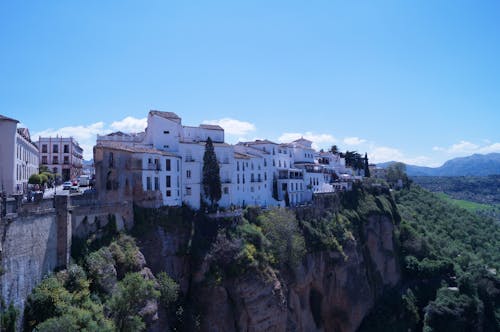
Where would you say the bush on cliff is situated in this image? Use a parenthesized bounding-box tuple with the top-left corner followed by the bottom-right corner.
(24, 268, 114, 331)
(107, 272, 159, 332)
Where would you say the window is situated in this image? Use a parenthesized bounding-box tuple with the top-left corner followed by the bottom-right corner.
(163, 130, 170, 134)
(63, 144, 69, 153)
(251, 173, 255, 182)
(237, 161, 240, 171)
(53, 156, 59, 164)
(237, 174, 240, 184)
(42, 156, 47, 164)
(186, 187, 192, 196)
(166, 190, 171, 197)
(146, 177, 152, 190)
(273, 159, 275, 166)
(166, 175, 171, 188)
(223, 187, 229, 195)
(109, 152, 114, 168)
(264, 159, 267, 167)
(154, 177, 159, 190)
(186, 170, 191, 178)
(53, 144, 58, 153)
(166, 159, 171, 171)
(63, 156, 69, 164)
(42, 144, 47, 153)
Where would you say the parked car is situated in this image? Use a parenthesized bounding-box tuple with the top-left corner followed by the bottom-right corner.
(63, 181, 72, 190)
(69, 185, 80, 194)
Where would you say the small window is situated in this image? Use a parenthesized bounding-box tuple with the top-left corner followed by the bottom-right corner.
(186, 170, 191, 178)
(42, 144, 47, 153)
(223, 187, 229, 195)
(163, 130, 170, 134)
(166, 190, 171, 197)
(166, 159, 171, 171)
(186, 187, 192, 196)
(146, 177, 152, 190)
(53, 144, 58, 153)
(154, 177, 159, 190)
(166, 175, 171, 188)
(63, 144, 69, 153)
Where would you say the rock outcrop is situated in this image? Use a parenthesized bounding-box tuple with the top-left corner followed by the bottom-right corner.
(137, 211, 400, 332)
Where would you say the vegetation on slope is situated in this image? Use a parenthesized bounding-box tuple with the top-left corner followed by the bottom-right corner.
(360, 185, 500, 332)
(24, 234, 179, 332)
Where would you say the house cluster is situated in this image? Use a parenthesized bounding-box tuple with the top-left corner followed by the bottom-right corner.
(0, 114, 84, 195)
(94, 110, 359, 209)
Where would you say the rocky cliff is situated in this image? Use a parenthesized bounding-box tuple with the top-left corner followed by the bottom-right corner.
(135, 188, 401, 332)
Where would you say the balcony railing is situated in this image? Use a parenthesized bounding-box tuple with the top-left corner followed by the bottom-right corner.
(185, 157, 195, 162)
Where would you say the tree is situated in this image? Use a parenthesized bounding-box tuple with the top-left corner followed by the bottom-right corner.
(107, 272, 159, 332)
(156, 272, 179, 307)
(329, 145, 339, 154)
(202, 137, 222, 208)
(386, 162, 409, 188)
(28, 173, 41, 185)
(258, 209, 306, 269)
(364, 153, 371, 177)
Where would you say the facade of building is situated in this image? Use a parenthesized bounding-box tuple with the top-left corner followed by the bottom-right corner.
(37, 137, 83, 181)
(94, 110, 354, 209)
(0, 115, 40, 195)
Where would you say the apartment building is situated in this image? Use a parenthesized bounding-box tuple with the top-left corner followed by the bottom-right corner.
(37, 137, 83, 181)
(94, 110, 352, 209)
(0, 114, 39, 195)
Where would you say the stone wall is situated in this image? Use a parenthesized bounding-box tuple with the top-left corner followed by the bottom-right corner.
(0, 211, 58, 319)
(0, 194, 134, 330)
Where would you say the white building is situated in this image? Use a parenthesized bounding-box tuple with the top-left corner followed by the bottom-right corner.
(37, 136, 83, 181)
(0, 115, 39, 195)
(95, 110, 352, 209)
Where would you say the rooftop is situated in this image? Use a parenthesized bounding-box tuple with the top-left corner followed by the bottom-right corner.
(149, 110, 181, 120)
(0, 114, 19, 123)
(199, 124, 224, 131)
(96, 142, 178, 157)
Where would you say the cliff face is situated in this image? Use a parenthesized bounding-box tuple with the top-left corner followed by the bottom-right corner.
(137, 209, 400, 332)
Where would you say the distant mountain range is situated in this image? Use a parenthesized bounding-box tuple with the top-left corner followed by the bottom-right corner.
(378, 153, 500, 176)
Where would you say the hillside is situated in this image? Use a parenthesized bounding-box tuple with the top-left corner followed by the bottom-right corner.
(379, 153, 500, 176)
(9, 183, 500, 331)
(360, 185, 500, 331)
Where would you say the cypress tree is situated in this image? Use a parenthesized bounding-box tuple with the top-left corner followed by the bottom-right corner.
(202, 137, 222, 208)
(364, 153, 371, 177)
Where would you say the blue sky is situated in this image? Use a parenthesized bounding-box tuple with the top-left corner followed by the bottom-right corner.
(1, 1, 499, 163)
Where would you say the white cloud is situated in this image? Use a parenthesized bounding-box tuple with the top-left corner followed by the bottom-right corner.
(278, 132, 337, 150)
(343, 136, 366, 146)
(447, 140, 479, 154)
(110, 116, 147, 133)
(32, 116, 148, 160)
(432, 140, 500, 157)
(202, 118, 256, 136)
(479, 142, 500, 154)
(369, 146, 404, 164)
(367, 145, 437, 167)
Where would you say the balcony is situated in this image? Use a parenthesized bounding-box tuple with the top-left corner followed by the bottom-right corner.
(146, 164, 161, 171)
(185, 157, 195, 162)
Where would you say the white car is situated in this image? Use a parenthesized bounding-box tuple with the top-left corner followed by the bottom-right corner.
(63, 181, 72, 190)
